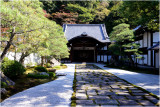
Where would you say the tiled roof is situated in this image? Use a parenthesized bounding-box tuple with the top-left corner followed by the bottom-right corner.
(63, 24, 110, 43)
(148, 42, 159, 50)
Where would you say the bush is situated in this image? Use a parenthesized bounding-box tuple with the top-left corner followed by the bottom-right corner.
(1, 57, 26, 79)
(48, 72, 56, 78)
(35, 66, 48, 72)
(1, 82, 7, 88)
(27, 74, 49, 79)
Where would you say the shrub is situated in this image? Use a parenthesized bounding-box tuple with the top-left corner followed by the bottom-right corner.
(1, 82, 7, 88)
(34, 66, 48, 72)
(1, 57, 26, 79)
(27, 74, 49, 79)
(48, 72, 56, 78)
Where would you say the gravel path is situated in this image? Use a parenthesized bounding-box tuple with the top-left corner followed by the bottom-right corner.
(1, 64, 75, 107)
(94, 63, 160, 97)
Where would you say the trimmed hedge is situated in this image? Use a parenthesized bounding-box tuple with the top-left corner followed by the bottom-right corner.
(1, 57, 25, 79)
(35, 66, 48, 72)
(48, 72, 56, 78)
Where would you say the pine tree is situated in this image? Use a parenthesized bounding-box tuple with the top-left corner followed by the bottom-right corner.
(109, 23, 141, 66)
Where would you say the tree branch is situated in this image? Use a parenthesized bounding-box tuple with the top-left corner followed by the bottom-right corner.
(15, 27, 44, 34)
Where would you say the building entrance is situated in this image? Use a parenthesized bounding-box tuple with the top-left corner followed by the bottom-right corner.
(73, 50, 94, 62)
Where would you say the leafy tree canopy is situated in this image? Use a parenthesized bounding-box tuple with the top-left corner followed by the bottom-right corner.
(109, 23, 141, 60)
(1, 0, 69, 62)
(40, 1, 110, 25)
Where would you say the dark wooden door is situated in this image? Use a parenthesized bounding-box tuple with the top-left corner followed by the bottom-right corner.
(73, 50, 94, 62)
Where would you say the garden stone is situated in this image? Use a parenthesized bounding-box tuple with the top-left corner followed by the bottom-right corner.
(39, 72, 49, 76)
(1, 88, 7, 94)
(76, 93, 87, 100)
(95, 99, 119, 105)
(89, 95, 110, 100)
(76, 100, 94, 105)
(118, 99, 139, 105)
(87, 90, 97, 95)
(144, 95, 159, 104)
(137, 100, 155, 106)
(111, 95, 127, 100)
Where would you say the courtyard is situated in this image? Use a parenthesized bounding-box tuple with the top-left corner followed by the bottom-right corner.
(1, 64, 159, 106)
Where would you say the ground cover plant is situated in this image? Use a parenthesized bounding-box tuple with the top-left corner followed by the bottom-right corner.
(1, 75, 57, 102)
(1, 63, 67, 102)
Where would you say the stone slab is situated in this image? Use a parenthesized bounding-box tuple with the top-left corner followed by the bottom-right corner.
(95, 99, 119, 105)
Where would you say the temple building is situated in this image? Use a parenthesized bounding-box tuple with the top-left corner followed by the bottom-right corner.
(133, 25, 159, 69)
(62, 24, 111, 62)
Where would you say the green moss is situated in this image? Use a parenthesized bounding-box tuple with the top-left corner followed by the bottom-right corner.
(71, 64, 77, 106)
(93, 64, 160, 100)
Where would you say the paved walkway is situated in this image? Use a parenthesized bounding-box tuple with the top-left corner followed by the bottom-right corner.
(94, 63, 160, 97)
(1, 64, 75, 107)
(73, 64, 159, 106)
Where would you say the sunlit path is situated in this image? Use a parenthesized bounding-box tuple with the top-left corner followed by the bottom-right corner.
(1, 64, 75, 107)
(94, 63, 160, 97)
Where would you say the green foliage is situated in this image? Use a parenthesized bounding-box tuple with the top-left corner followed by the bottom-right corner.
(1, 0, 69, 62)
(27, 74, 49, 79)
(1, 82, 7, 88)
(119, 1, 159, 31)
(109, 23, 140, 57)
(42, 1, 110, 24)
(48, 72, 56, 78)
(35, 66, 48, 72)
(105, 1, 158, 34)
(1, 58, 26, 79)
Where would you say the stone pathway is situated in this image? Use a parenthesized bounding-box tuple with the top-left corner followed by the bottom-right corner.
(94, 63, 160, 97)
(72, 64, 159, 106)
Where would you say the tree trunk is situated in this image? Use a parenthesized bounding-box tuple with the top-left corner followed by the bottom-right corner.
(128, 54, 135, 67)
(41, 56, 44, 66)
(19, 52, 30, 65)
(14, 48, 17, 61)
(1, 27, 15, 61)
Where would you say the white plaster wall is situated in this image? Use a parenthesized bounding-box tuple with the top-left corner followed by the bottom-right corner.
(148, 32, 151, 47)
(138, 55, 143, 64)
(139, 40, 143, 48)
(101, 55, 104, 61)
(143, 54, 147, 65)
(153, 50, 154, 66)
(104, 55, 107, 62)
(5, 52, 41, 66)
(108, 56, 111, 62)
(155, 52, 159, 68)
(153, 32, 159, 43)
(103, 46, 107, 50)
(148, 51, 151, 66)
(143, 32, 147, 47)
